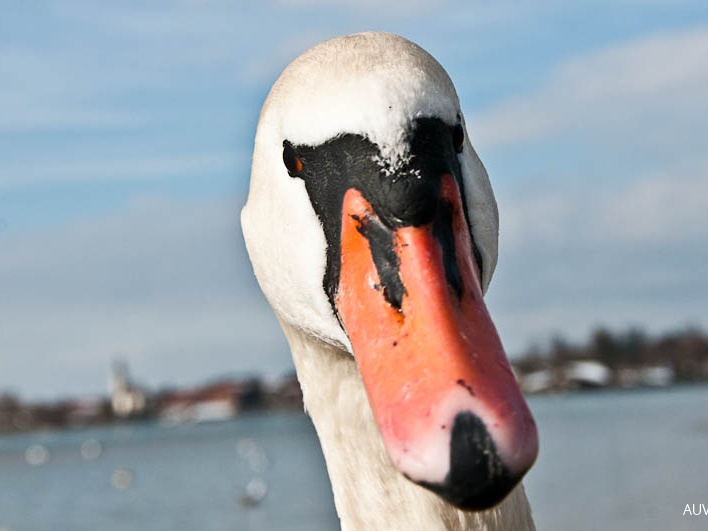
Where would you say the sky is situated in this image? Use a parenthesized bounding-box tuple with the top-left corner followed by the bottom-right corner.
(1, 0, 707, 400)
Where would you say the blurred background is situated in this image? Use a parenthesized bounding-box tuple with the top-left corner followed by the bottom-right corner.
(1, 1, 707, 530)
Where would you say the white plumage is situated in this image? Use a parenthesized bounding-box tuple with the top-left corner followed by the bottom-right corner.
(242, 32, 536, 531)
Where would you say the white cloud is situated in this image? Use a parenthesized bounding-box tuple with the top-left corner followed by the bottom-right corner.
(599, 171, 708, 244)
(0, 151, 241, 187)
(0, 108, 141, 131)
(50, 2, 242, 46)
(499, 169, 708, 249)
(468, 25, 708, 354)
(50, 2, 286, 71)
(0, 196, 291, 400)
(472, 26, 708, 148)
(0, 6, 252, 133)
(487, 168, 708, 355)
(0, 47, 144, 131)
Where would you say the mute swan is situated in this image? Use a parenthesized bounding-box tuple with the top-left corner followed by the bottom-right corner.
(242, 32, 538, 530)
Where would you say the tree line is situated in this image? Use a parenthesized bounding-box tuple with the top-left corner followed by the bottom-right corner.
(514, 326, 708, 382)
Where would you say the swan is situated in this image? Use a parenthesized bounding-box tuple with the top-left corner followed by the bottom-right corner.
(241, 32, 539, 530)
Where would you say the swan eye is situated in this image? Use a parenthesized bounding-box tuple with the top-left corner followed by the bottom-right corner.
(452, 122, 464, 154)
(283, 141, 303, 176)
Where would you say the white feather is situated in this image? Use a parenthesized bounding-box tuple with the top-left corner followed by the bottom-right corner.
(242, 32, 531, 530)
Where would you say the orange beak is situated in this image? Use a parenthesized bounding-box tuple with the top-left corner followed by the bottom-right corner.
(335, 174, 538, 509)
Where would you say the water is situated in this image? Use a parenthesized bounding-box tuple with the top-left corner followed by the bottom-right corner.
(525, 385, 708, 531)
(1, 386, 707, 530)
(0, 414, 338, 531)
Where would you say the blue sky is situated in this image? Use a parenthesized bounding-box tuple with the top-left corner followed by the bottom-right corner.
(2, 0, 707, 400)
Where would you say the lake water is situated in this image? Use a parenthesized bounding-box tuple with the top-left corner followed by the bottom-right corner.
(1, 385, 707, 530)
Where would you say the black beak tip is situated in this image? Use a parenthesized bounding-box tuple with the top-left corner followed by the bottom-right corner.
(417, 411, 522, 511)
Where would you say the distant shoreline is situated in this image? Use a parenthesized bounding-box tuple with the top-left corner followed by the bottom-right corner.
(3, 326, 706, 436)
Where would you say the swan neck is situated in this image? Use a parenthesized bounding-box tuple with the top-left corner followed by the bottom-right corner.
(279, 320, 536, 531)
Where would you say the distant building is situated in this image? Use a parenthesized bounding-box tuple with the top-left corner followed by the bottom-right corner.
(155, 379, 263, 424)
(516, 360, 613, 393)
(563, 360, 612, 389)
(519, 369, 555, 394)
(109, 360, 147, 418)
(616, 364, 675, 388)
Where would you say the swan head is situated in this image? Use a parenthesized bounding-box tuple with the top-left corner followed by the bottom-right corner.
(242, 32, 538, 510)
